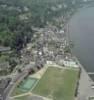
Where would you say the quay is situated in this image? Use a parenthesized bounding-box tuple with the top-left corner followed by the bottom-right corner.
(74, 57, 94, 100)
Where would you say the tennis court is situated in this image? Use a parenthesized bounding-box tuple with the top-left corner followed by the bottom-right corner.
(12, 77, 38, 96)
(19, 77, 38, 92)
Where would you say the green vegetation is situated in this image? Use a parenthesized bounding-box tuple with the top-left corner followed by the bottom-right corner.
(0, 54, 9, 62)
(11, 87, 25, 97)
(0, 52, 19, 76)
(0, 0, 33, 50)
(33, 67, 78, 100)
(89, 97, 94, 100)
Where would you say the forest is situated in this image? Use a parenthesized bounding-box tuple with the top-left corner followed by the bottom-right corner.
(0, 0, 85, 51)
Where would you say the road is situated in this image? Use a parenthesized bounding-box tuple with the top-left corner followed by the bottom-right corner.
(2, 71, 27, 100)
(2, 62, 35, 100)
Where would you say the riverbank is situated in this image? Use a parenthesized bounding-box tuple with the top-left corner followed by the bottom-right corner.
(75, 57, 94, 100)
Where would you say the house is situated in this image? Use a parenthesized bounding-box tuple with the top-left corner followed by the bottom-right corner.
(46, 61, 53, 65)
(0, 46, 11, 53)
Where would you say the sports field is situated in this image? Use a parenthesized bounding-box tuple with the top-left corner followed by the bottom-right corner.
(12, 77, 38, 96)
(32, 67, 79, 100)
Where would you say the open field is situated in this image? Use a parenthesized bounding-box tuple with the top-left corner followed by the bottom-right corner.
(32, 67, 79, 100)
(11, 77, 38, 96)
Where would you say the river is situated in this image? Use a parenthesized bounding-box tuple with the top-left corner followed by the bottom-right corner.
(69, 7, 94, 80)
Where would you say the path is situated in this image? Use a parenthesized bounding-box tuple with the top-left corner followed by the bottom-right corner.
(10, 92, 31, 98)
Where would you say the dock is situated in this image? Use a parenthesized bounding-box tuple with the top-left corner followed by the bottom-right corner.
(88, 72, 94, 75)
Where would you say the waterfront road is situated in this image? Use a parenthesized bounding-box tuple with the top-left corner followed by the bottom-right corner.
(76, 59, 94, 100)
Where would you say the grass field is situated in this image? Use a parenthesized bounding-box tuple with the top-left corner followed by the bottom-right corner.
(11, 77, 38, 96)
(32, 67, 79, 100)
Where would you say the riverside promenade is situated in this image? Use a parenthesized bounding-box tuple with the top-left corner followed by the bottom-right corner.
(75, 57, 94, 100)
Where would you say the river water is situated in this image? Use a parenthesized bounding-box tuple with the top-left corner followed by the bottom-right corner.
(69, 7, 94, 80)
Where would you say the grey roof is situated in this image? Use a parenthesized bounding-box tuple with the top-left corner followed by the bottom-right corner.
(0, 46, 11, 52)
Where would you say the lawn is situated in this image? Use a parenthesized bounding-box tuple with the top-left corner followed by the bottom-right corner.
(32, 67, 79, 100)
(11, 87, 25, 97)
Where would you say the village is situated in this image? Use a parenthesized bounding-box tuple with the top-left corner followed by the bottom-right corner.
(0, 0, 94, 100)
(0, 24, 81, 100)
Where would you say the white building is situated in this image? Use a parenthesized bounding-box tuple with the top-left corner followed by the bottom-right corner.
(63, 60, 79, 68)
(46, 61, 54, 65)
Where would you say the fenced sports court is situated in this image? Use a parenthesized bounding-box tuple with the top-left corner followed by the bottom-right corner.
(11, 77, 38, 96)
(19, 77, 38, 92)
